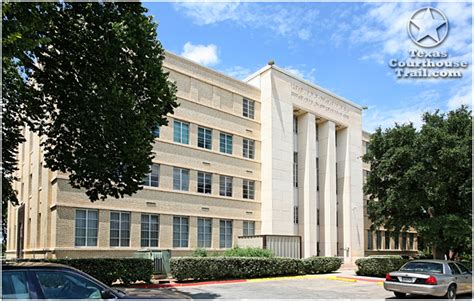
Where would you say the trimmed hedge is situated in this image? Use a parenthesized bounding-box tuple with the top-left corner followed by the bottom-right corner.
(303, 256, 342, 274)
(223, 247, 273, 258)
(19, 258, 153, 286)
(171, 256, 342, 281)
(355, 257, 409, 277)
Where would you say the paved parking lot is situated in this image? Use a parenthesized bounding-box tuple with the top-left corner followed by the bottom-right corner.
(124, 275, 473, 299)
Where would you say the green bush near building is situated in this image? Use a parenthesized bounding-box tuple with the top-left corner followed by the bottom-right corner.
(223, 247, 274, 257)
(355, 257, 409, 277)
(303, 256, 343, 274)
(19, 258, 153, 286)
(171, 255, 342, 281)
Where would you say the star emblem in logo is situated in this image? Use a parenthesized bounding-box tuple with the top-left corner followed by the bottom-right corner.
(407, 7, 449, 48)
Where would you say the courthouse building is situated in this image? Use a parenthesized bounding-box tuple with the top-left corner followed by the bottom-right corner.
(6, 51, 417, 262)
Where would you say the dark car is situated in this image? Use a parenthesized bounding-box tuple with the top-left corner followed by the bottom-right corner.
(2, 261, 146, 299)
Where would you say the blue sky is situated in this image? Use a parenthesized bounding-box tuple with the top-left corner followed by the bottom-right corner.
(144, 2, 472, 132)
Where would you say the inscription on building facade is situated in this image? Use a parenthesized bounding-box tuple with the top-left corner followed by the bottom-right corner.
(290, 83, 350, 120)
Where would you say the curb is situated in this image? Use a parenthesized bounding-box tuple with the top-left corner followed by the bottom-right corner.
(127, 274, 384, 289)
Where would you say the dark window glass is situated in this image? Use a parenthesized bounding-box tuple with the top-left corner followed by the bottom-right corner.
(75, 209, 98, 247)
(219, 133, 233, 154)
(2, 271, 29, 299)
(219, 220, 233, 248)
(141, 214, 159, 247)
(197, 218, 212, 248)
(385, 231, 390, 249)
(142, 164, 160, 187)
(400, 262, 443, 274)
(197, 172, 212, 194)
(448, 263, 461, 275)
(110, 212, 130, 247)
(198, 127, 212, 150)
(36, 271, 102, 299)
(219, 175, 232, 197)
(173, 216, 189, 248)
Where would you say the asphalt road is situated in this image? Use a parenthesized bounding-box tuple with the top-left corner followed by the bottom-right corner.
(124, 277, 473, 299)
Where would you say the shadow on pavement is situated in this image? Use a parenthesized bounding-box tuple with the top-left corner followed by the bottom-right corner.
(175, 290, 221, 299)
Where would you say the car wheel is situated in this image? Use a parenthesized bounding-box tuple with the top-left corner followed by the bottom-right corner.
(445, 284, 456, 300)
(394, 292, 406, 298)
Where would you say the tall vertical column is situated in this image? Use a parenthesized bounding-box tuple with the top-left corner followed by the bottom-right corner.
(297, 113, 318, 258)
(337, 127, 352, 263)
(318, 120, 337, 256)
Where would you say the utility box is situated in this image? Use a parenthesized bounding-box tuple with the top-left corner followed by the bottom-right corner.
(134, 250, 171, 275)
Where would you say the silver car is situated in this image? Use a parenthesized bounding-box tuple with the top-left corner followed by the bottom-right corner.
(384, 260, 472, 299)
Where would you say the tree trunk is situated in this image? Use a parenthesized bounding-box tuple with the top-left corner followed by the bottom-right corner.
(432, 246, 446, 260)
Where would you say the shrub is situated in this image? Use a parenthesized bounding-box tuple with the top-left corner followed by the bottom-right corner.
(170, 257, 303, 281)
(355, 257, 409, 277)
(223, 247, 273, 258)
(303, 256, 342, 274)
(19, 258, 153, 286)
(192, 248, 209, 257)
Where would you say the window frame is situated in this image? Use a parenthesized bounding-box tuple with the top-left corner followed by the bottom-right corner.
(243, 179, 255, 199)
(109, 211, 130, 247)
(242, 98, 255, 119)
(197, 126, 212, 150)
(243, 221, 255, 236)
(197, 217, 212, 248)
(75, 209, 98, 247)
(242, 138, 255, 159)
(142, 164, 160, 187)
(173, 167, 190, 191)
(219, 219, 233, 249)
(173, 120, 189, 144)
(197, 171, 212, 194)
(173, 216, 189, 248)
(219, 132, 233, 154)
(219, 175, 233, 197)
(141, 214, 159, 248)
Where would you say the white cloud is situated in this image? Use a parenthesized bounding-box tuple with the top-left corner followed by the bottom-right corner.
(174, 3, 319, 41)
(181, 42, 219, 66)
(222, 66, 252, 80)
(283, 65, 317, 83)
(363, 89, 443, 132)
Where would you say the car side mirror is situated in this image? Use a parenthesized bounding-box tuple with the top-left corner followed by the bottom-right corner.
(101, 289, 116, 299)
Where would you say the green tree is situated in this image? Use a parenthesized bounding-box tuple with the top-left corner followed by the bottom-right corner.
(363, 106, 472, 260)
(2, 2, 177, 241)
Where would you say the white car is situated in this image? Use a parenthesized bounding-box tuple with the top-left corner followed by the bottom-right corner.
(384, 260, 472, 299)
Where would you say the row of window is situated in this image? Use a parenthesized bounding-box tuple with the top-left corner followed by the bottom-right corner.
(163, 120, 256, 159)
(75, 209, 256, 248)
(142, 164, 256, 199)
(367, 230, 415, 250)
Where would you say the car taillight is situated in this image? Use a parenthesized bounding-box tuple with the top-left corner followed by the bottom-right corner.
(425, 276, 437, 285)
(385, 273, 393, 281)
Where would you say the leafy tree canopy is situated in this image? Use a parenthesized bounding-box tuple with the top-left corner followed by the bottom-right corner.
(363, 106, 472, 259)
(2, 2, 177, 214)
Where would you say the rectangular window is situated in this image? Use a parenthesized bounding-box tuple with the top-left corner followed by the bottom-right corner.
(367, 230, 373, 250)
(394, 235, 400, 249)
(243, 138, 255, 159)
(75, 209, 98, 247)
(173, 167, 189, 191)
(243, 221, 255, 236)
(173, 120, 189, 144)
(293, 206, 299, 224)
(385, 231, 390, 250)
(293, 116, 298, 134)
(293, 152, 298, 187)
(219, 133, 233, 154)
(243, 180, 255, 199)
(376, 231, 382, 249)
(173, 216, 189, 248)
(142, 164, 160, 187)
(409, 233, 415, 250)
(197, 171, 212, 194)
(141, 214, 159, 247)
(219, 220, 233, 248)
(152, 125, 160, 138)
(242, 98, 255, 119)
(219, 175, 233, 197)
(110, 211, 130, 247)
(365, 142, 370, 154)
(402, 232, 407, 250)
(197, 218, 212, 248)
(198, 127, 212, 150)
(317, 209, 320, 226)
(363, 170, 369, 184)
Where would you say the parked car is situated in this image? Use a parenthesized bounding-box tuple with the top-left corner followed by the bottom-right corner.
(384, 259, 472, 299)
(2, 262, 150, 299)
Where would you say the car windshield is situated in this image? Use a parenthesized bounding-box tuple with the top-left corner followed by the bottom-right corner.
(400, 262, 444, 274)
